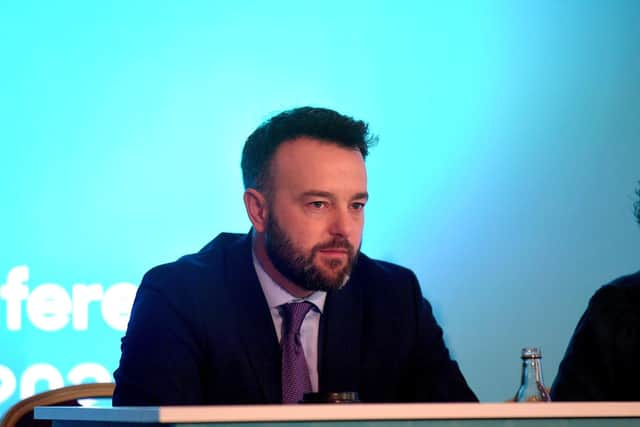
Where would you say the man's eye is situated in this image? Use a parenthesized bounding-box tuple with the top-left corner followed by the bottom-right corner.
(310, 201, 326, 208)
(352, 202, 365, 210)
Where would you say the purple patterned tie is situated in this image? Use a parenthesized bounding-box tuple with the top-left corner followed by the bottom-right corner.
(280, 301, 313, 403)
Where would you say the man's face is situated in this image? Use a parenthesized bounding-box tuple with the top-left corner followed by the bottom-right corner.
(264, 137, 367, 291)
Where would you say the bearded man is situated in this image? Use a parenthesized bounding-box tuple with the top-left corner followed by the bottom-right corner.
(113, 107, 477, 405)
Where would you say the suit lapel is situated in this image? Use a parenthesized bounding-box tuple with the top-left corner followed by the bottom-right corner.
(319, 269, 363, 393)
(225, 234, 281, 403)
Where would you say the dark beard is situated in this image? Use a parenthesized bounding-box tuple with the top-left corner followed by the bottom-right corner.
(265, 215, 358, 292)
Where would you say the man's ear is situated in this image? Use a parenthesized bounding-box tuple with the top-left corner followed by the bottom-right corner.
(243, 188, 269, 233)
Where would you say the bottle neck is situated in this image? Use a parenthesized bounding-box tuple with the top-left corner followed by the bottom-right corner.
(521, 357, 544, 386)
(515, 353, 550, 402)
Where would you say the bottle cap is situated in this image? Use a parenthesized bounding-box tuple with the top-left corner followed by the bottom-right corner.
(521, 347, 542, 358)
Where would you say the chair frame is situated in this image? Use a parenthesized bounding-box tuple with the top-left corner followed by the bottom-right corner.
(0, 383, 115, 427)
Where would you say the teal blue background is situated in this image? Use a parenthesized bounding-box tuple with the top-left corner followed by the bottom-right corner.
(1, 0, 640, 415)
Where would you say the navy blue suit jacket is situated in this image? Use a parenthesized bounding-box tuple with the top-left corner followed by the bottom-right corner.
(113, 233, 477, 404)
(551, 270, 640, 401)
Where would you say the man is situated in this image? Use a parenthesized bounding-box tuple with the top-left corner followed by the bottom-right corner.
(551, 183, 640, 400)
(113, 107, 477, 405)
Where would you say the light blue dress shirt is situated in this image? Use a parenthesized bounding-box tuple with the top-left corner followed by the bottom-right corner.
(252, 250, 326, 392)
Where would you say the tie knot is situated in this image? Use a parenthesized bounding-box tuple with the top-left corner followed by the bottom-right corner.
(281, 301, 313, 336)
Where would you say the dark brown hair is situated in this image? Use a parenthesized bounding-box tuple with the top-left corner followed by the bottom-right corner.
(241, 106, 376, 191)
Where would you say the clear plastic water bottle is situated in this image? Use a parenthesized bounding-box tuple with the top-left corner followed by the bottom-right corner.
(514, 347, 551, 402)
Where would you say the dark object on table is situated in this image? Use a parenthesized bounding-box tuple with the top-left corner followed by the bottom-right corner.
(302, 392, 360, 403)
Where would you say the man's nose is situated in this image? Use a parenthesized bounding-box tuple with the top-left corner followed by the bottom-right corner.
(329, 207, 352, 238)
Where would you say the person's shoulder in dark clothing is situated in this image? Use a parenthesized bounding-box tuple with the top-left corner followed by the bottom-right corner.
(592, 271, 640, 308)
(349, 253, 478, 402)
(113, 232, 248, 406)
(551, 270, 640, 401)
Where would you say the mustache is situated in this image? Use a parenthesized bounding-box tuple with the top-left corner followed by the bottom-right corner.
(313, 238, 354, 253)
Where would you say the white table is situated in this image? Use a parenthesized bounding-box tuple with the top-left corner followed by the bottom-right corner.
(35, 402, 640, 427)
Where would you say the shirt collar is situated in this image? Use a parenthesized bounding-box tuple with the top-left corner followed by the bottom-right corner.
(252, 246, 326, 313)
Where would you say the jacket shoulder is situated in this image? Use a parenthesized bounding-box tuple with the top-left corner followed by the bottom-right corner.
(590, 270, 640, 312)
(141, 232, 248, 292)
(356, 253, 417, 280)
(353, 253, 422, 301)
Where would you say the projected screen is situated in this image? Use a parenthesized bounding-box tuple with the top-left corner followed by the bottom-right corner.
(0, 265, 135, 405)
(1, 1, 639, 415)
